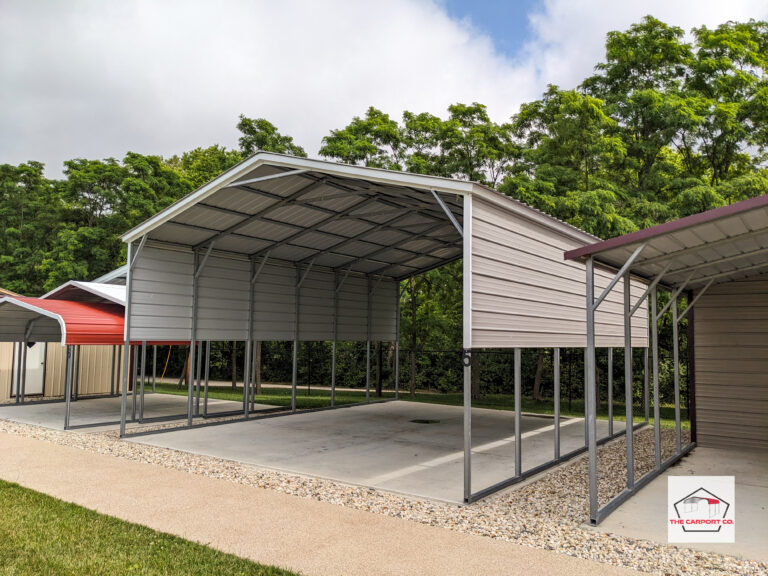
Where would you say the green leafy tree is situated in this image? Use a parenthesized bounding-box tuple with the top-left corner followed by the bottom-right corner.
(237, 115, 307, 157)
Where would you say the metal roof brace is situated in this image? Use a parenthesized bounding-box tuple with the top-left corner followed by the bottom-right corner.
(678, 278, 715, 320)
(658, 273, 694, 317)
(251, 251, 271, 284)
(335, 264, 353, 293)
(630, 262, 672, 317)
(194, 242, 215, 279)
(129, 235, 148, 270)
(221, 169, 309, 189)
(593, 244, 646, 311)
(431, 189, 463, 237)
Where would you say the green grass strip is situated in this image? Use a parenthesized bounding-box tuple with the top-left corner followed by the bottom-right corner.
(0, 480, 297, 576)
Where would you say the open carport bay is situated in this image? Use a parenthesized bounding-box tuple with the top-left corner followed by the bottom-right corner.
(131, 400, 621, 502)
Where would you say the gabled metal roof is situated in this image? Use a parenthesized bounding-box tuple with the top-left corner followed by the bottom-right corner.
(42, 281, 126, 306)
(564, 194, 768, 288)
(0, 297, 125, 345)
(121, 152, 597, 280)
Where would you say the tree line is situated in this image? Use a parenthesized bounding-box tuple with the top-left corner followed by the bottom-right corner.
(1, 16, 765, 397)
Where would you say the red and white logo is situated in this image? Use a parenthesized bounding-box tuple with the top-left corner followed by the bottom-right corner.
(668, 476, 735, 543)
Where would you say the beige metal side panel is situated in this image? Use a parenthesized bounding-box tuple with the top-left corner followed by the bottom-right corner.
(0, 342, 14, 402)
(471, 197, 649, 348)
(44, 345, 122, 398)
(694, 278, 768, 451)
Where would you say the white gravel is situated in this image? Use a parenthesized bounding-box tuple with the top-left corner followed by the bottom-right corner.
(0, 418, 764, 576)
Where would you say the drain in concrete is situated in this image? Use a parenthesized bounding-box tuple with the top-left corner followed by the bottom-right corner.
(410, 419, 440, 424)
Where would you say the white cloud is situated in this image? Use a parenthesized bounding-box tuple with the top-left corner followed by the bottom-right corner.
(0, 0, 765, 177)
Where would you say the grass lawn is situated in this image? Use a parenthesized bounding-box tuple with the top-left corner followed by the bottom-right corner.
(0, 480, 297, 576)
(153, 382, 688, 429)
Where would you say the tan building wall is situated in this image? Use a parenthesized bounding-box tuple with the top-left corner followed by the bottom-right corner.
(470, 196, 649, 349)
(0, 343, 122, 402)
(694, 277, 768, 451)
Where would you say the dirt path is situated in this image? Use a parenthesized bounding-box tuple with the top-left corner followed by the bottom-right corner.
(0, 431, 638, 576)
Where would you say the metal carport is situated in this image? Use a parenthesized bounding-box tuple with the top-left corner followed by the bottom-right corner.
(566, 193, 768, 524)
(119, 152, 650, 502)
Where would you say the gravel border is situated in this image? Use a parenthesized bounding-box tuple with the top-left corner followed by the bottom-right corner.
(0, 418, 764, 576)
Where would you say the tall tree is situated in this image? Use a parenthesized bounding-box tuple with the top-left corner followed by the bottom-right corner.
(237, 115, 307, 157)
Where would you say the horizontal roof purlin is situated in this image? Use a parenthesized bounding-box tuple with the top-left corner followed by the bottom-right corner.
(564, 194, 768, 289)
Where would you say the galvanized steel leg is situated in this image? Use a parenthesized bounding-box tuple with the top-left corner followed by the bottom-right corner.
(584, 347, 588, 446)
(624, 274, 634, 489)
(292, 266, 300, 414)
(331, 271, 338, 408)
(139, 341, 147, 423)
(19, 338, 27, 403)
(586, 256, 598, 523)
(651, 287, 661, 470)
(119, 241, 134, 437)
(643, 347, 650, 423)
(194, 339, 202, 416)
(74, 345, 81, 401)
(366, 276, 371, 403)
(463, 351, 471, 502)
(203, 341, 210, 416)
(14, 342, 22, 403)
(117, 346, 122, 395)
(673, 295, 681, 454)
(554, 347, 560, 460)
(64, 346, 74, 429)
(152, 345, 157, 393)
(608, 347, 613, 436)
(131, 345, 138, 421)
(395, 289, 400, 400)
(514, 347, 522, 477)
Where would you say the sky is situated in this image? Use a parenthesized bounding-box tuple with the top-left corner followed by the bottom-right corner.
(1, 0, 766, 177)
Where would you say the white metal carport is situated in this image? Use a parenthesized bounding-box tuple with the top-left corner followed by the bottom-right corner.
(566, 193, 768, 524)
(120, 152, 649, 502)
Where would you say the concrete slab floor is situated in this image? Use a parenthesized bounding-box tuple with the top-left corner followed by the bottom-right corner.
(131, 400, 621, 503)
(597, 446, 768, 564)
(0, 393, 253, 432)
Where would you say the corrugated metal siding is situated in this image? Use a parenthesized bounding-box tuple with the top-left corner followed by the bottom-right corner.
(471, 197, 649, 348)
(0, 342, 14, 401)
(694, 278, 768, 450)
(129, 245, 397, 343)
(44, 344, 122, 397)
(130, 246, 194, 341)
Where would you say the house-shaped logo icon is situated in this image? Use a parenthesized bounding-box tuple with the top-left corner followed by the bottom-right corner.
(673, 488, 730, 532)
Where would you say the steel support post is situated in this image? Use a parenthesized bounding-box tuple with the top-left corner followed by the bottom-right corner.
(64, 345, 74, 429)
(139, 341, 147, 422)
(624, 274, 634, 489)
(110, 345, 116, 395)
(131, 345, 139, 420)
(651, 287, 661, 470)
(203, 341, 211, 416)
(514, 347, 522, 477)
(463, 351, 471, 502)
(395, 285, 400, 400)
(331, 271, 338, 408)
(19, 338, 27, 403)
(152, 345, 157, 392)
(13, 342, 22, 403)
(644, 346, 650, 423)
(672, 294, 681, 454)
(74, 345, 81, 401)
(119, 241, 134, 437)
(187, 251, 200, 426)
(291, 266, 300, 413)
(366, 276, 372, 403)
(608, 347, 613, 436)
(244, 261, 254, 416)
(554, 347, 560, 460)
(194, 339, 203, 416)
(585, 256, 599, 523)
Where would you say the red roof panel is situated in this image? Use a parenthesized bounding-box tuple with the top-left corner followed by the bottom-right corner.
(13, 297, 125, 345)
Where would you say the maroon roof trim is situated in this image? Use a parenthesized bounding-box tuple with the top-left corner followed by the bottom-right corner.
(564, 194, 768, 261)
